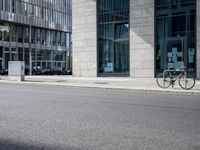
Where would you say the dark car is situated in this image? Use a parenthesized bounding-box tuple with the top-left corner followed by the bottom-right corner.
(61, 68, 72, 75)
(51, 67, 63, 75)
(25, 66, 42, 75)
(66, 69, 72, 75)
(40, 67, 62, 75)
(0, 69, 8, 75)
(40, 67, 51, 75)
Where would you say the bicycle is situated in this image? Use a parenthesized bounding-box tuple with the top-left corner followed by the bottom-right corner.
(156, 66, 195, 90)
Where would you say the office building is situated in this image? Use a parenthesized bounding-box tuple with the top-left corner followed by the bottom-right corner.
(0, 0, 72, 74)
(72, 0, 199, 78)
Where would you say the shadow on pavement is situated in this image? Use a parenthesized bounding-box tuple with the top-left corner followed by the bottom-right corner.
(0, 139, 81, 150)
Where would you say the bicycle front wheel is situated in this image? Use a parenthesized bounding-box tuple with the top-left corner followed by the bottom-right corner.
(156, 73, 171, 89)
(178, 75, 195, 90)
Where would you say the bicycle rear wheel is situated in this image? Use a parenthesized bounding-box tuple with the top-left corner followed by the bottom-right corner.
(178, 75, 195, 90)
(156, 73, 171, 89)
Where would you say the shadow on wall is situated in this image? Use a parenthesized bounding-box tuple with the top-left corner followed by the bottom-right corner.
(130, 0, 154, 45)
(0, 139, 82, 150)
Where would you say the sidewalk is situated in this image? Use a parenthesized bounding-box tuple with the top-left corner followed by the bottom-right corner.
(0, 75, 200, 94)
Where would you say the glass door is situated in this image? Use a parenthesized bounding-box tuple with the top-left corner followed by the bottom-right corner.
(164, 37, 186, 70)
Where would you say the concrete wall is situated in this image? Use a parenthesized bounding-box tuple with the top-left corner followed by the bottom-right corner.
(130, 0, 155, 78)
(72, 0, 97, 77)
(197, 1, 200, 79)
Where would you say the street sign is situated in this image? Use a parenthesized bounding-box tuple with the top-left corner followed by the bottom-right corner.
(0, 25, 10, 32)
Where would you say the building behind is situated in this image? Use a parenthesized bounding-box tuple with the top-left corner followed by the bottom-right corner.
(73, 0, 200, 79)
(0, 0, 72, 74)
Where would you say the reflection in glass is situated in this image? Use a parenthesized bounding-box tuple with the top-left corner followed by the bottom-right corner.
(98, 0, 129, 75)
(155, 0, 196, 74)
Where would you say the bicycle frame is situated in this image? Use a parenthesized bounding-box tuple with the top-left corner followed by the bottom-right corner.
(163, 69, 186, 88)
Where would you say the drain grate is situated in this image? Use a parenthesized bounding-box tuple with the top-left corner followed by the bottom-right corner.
(94, 82, 108, 85)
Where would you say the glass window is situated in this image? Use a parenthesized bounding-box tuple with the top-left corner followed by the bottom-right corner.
(0, 30, 2, 41)
(18, 48, 23, 61)
(4, 30, 10, 41)
(53, 50, 64, 61)
(18, 26, 23, 43)
(35, 29, 41, 44)
(155, 0, 196, 75)
(23, 27, 29, 43)
(57, 31, 61, 46)
(46, 30, 51, 46)
(115, 24, 129, 40)
(52, 31, 56, 46)
(98, 0, 129, 74)
(11, 25, 17, 42)
(61, 32, 66, 47)
(31, 28, 35, 43)
(11, 48, 17, 61)
(0, 47, 3, 58)
(41, 29, 46, 45)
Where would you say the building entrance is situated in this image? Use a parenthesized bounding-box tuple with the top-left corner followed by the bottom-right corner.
(155, 0, 196, 76)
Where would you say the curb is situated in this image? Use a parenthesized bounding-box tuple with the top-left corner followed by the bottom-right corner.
(0, 80, 200, 95)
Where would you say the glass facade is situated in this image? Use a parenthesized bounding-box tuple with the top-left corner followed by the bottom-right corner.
(0, 0, 72, 74)
(97, 0, 129, 75)
(155, 0, 196, 75)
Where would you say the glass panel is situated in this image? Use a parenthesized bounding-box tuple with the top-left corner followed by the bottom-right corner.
(35, 29, 41, 44)
(57, 31, 61, 46)
(24, 49, 30, 68)
(24, 27, 29, 43)
(18, 26, 23, 43)
(11, 48, 17, 61)
(53, 50, 63, 61)
(46, 30, 51, 46)
(52, 31, 56, 46)
(31, 28, 35, 43)
(5, 53, 10, 69)
(0, 47, 3, 58)
(61, 32, 66, 47)
(4, 30, 10, 41)
(11, 25, 17, 42)
(41, 29, 46, 45)
(114, 41, 129, 73)
(115, 24, 129, 40)
(98, 0, 129, 75)
(18, 48, 23, 61)
(155, 0, 196, 75)
(0, 30, 2, 41)
(0, 59, 2, 70)
(166, 39, 184, 70)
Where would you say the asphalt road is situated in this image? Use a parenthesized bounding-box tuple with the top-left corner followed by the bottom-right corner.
(0, 83, 200, 150)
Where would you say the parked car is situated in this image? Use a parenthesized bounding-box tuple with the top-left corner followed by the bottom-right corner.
(25, 66, 42, 75)
(66, 68, 72, 75)
(61, 68, 72, 75)
(0, 69, 8, 75)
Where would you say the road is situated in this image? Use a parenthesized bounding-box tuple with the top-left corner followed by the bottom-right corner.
(0, 83, 200, 150)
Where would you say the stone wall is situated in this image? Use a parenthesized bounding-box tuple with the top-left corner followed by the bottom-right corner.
(72, 0, 97, 77)
(130, 0, 155, 78)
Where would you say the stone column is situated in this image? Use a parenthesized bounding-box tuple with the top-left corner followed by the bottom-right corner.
(197, 1, 200, 79)
(72, 0, 97, 77)
(130, 0, 155, 78)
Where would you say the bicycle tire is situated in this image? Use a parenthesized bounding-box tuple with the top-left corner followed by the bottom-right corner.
(178, 74, 195, 90)
(156, 73, 171, 89)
